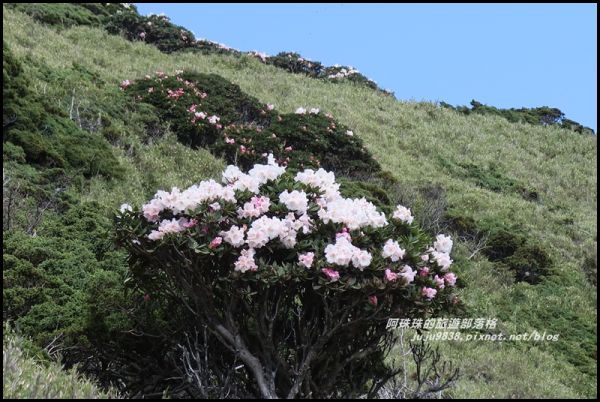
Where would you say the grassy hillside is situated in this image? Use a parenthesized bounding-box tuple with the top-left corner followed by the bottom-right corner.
(3, 325, 118, 399)
(3, 6, 596, 398)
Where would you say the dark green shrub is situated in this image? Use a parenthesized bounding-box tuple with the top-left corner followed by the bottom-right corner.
(124, 70, 382, 177)
(483, 226, 526, 261)
(124, 70, 267, 148)
(3, 42, 123, 179)
(213, 112, 380, 174)
(437, 157, 538, 202)
(440, 99, 595, 135)
(5, 3, 102, 28)
(3, 141, 26, 163)
(265, 52, 323, 77)
(444, 211, 479, 239)
(105, 10, 195, 53)
(185, 39, 243, 56)
(476, 223, 553, 284)
(504, 244, 552, 284)
(3, 204, 128, 346)
(459, 162, 538, 201)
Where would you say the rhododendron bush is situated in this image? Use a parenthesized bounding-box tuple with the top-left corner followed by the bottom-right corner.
(116, 156, 459, 398)
(123, 70, 381, 174)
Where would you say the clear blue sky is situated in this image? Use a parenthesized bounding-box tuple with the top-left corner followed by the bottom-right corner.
(136, 3, 597, 131)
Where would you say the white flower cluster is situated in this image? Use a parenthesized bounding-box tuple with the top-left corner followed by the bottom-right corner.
(279, 190, 309, 214)
(431, 251, 452, 271)
(427, 234, 453, 271)
(148, 218, 188, 241)
(318, 198, 388, 230)
(237, 196, 271, 219)
(142, 180, 235, 222)
(324, 237, 372, 270)
(222, 155, 285, 194)
(234, 248, 257, 273)
(135, 155, 455, 289)
(220, 225, 246, 247)
(295, 107, 320, 115)
(381, 239, 406, 262)
(251, 51, 269, 62)
(393, 205, 414, 224)
(433, 234, 453, 254)
(245, 213, 306, 249)
(327, 67, 359, 79)
(294, 168, 341, 202)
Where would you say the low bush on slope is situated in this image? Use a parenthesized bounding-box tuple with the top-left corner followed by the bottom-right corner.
(122, 70, 382, 175)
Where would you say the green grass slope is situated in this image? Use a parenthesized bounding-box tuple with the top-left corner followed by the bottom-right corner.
(3, 7, 596, 398)
(3, 326, 118, 399)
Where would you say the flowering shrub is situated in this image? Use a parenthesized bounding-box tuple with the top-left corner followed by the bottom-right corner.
(116, 156, 460, 398)
(265, 51, 324, 77)
(264, 52, 394, 96)
(123, 70, 269, 148)
(105, 8, 196, 53)
(213, 110, 382, 174)
(123, 70, 382, 175)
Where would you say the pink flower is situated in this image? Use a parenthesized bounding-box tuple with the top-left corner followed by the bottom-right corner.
(433, 274, 445, 289)
(139, 32, 146, 40)
(284, 146, 293, 152)
(421, 287, 437, 300)
(399, 265, 417, 284)
(234, 248, 258, 273)
(209, 236, 223, 249)
(240, 145, 247, 154)
(147, 87, 154, 93)
(384, 268, 398, 282)
(207, 115, 220, 125)
(167, 88, 185, 99)
(188, 104, 197, 113)
(298, 252, 315, 268)
(419, 267, 430, 277)
(225, 137, 235, 144)
(266, 103, 275, 110)
(368, 295, 378, 306)
(444, 272, 457, 287)
(182, 218, 198, 228)
(120, 79, 131, 90)
(336, 230, 352, 242)
(322, 268, 340, 282)
(420, 254, 429, 262)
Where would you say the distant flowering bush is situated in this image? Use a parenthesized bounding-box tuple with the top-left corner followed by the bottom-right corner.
(105, 7, 196, 53)
(116, 155, 460, 398)
(122, 70, 269, 148)
(123, 70, 381, 175)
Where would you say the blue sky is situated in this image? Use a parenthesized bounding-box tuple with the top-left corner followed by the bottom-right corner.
(136, 3, 597, 131)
